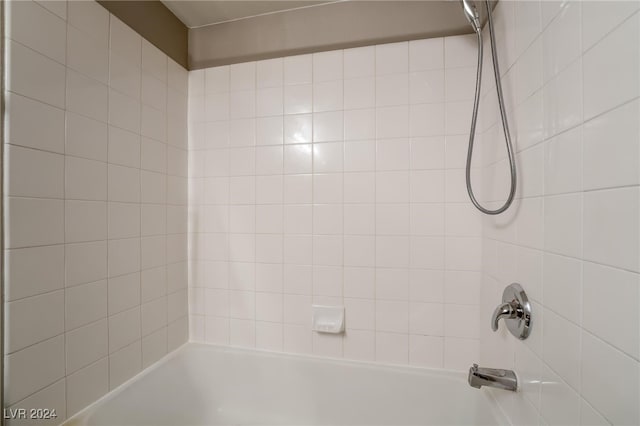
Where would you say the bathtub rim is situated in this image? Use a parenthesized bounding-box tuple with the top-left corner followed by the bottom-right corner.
(63, 342, 511, 426)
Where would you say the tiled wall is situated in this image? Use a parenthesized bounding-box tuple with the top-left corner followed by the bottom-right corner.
(3, 0, 189, 422)
(478, 1, 640, 425)
(187, 37, 487, 368)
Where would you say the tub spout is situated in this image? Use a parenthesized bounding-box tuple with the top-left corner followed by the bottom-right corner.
(468, 364, 517, 391)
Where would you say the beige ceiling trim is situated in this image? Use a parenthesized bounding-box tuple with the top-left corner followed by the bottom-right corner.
(188, 1, 480, 70)
(98, 0, 188, 69)
(162, 1, 335, 29)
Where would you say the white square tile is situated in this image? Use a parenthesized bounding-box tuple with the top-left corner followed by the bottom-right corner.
(7, 40, 66, 108)
(142, 72, 167, 111)
(409, 70, 445, 104)
(375, 42, 408, 75)
(313, 111, 343, 142)
(344, 109, 375, 141)
(108, 307, 141, 353)
(409, 335, 444, 368)
(375, 332, 408, 364)
(141, 328, 167, 368)
(6, 245, 63, 302)
(444, 35, 476, 69)
(5, 336, 65, 406)
(284, 54, 312, 85)
(583, 100, 639, 190)
(313, 173, 343, 204)
(582, 262, 639, 359)
(543, 253, 581, 324)
(142, 40, 167, 82)
(109, 89, 140, 132)
(376, 74, 408, 107)
(109, 341, 142, 389)
(443, 337, 478, 370)
(541, 1, 581, 82)
(66, 156, 107, 201)
(539, 363, 581, 426)
(67, 25, 109, 84)
(581, 332, 639, 426)
(257, 58, 283, 88)
(583, 188, 639, 272)
(376, 171, 409, 203)
(283, 205, 312, 235)
(141, 298, 167, 335)
(376, 106, 409, 139)
(67, 113, 108, 162)
(108, 203, 140, 240)
(344, 140, 375, 172)
(344, 77, 375, 110)
(284, 144, 312, 174)
(410, 204, 445, 236)
(7, 290, 64, 353)
(256, 146, 283, 175)
(108, 238, 140, 278)
(544, 194, 582, 258)
(65, 241, 107, 288)
(256, 322, 283, 352)
(376, 236, 409, 268)
(256, 87, 283, 116)
(313, 80, 343, 112)
(344, 330, 375, 361)
(409, 302, 443, 336)
(205, 66, 229, 93)
(410, 38, 444, 71)
(284, 114, 312, 144)
(67, 70, 108, 123)
(7, 145, 63, 199)
(5, 93, 65, 154)
(65, 319, 108, 374)
(313, 142, 344, 173)
(8, 0, 67, 63)
(109, 164, 140, 203)
(344, 46, 375, 78)
(344, 235, 375, 268)
(542, 58, 582, 138)
(65, 280, 107, 331)
(256, 116, 283, 146)
(66, 359, 108, 417)
(582, 1, 640, 51)
(583, 14, 639, 120)
(110, 16, 141, 67)
(542, 309, 581, 390)
(313, 50, 343, 82)
(6, 198, 64, 249)
(230, 62, 256, 91)
(284, 84, 312, 114)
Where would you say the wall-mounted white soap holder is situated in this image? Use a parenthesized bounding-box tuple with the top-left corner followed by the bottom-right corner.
(312, 305, 345, 334)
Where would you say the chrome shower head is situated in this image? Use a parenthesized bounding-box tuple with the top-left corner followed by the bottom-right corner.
(460, 0, 481, 33)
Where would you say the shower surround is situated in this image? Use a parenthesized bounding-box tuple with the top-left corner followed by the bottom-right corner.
(4, 0, 189, 422)
(478, 2, 640, 425)
(3, 1, 640, 425)
(187, 36, 485, 368)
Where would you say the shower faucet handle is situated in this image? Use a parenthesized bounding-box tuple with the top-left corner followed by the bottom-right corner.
(490, 283, 532, 340)
(491, 301, 517, 331)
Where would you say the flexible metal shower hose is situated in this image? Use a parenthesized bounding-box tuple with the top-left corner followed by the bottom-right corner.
(465, 0, 517, 215)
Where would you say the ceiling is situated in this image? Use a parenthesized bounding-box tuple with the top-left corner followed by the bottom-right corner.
(161, 0, 336, 28)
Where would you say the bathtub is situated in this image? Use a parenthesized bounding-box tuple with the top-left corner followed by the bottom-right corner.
(65, 343, 508, 425)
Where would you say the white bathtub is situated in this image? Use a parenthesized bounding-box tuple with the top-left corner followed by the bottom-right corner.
(65, 343, 508, 425)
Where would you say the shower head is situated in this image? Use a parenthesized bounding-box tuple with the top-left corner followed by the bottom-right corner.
(460, 0, 481, 33)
